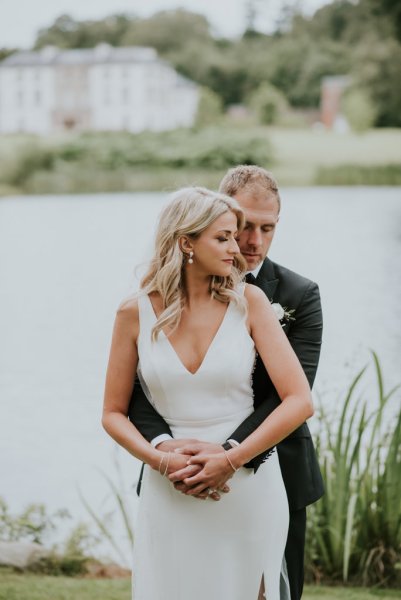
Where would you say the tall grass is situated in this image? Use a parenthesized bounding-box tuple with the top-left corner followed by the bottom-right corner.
(306, 352, 401, 586)
(79, 452, 134, 568)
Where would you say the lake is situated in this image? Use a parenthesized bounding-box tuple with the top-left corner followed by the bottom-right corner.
(0, 188, 400, 558)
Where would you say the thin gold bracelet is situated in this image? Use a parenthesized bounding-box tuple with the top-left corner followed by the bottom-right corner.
(158, 453, 166, 475)
(162, 451, 171, 477)
(224, 450, 238, 473)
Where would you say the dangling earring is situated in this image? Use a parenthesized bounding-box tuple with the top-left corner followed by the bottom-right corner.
(188, 251, 194, 264)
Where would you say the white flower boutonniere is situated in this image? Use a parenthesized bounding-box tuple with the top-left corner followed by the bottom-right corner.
(271, 303, 295, 326)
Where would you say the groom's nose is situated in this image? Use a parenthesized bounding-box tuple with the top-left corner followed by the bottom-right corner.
(247, 227, 263, 247)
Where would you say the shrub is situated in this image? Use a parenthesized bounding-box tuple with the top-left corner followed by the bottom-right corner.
(0, 128, 275, 194)
(0, 500, 69, 545)
(306, 353, 401, 587)
(247, 82, 289, 125)
(195, 86, 223, 127)
(343, 88, 377, 132)
(315, 164, 401, 185)
(1, 144, 55, 187)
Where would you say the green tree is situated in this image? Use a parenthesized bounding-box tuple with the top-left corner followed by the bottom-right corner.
(120, 9, 212, 53)
(30, 2, 401, 126)
(0, 48, 16, 62)
(352, 37, 401, 127)
(35, 14, 133, 49)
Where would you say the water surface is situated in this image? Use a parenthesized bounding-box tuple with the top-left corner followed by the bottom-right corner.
(0, 188, 400, 538)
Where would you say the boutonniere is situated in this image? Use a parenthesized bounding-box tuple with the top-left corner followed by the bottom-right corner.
(271, 303, 295, 326)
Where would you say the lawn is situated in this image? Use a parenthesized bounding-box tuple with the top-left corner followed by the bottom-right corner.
(0, 571, 400, 600)
(269, 127, 401, 185)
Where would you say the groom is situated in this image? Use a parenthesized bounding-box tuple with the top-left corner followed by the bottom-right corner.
(129, 165, 324, 600)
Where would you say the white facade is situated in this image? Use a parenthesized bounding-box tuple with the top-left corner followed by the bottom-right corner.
(0, 44, 199, 134)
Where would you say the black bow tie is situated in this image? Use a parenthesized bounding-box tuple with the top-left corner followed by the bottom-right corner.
(245, 273, 257, 284)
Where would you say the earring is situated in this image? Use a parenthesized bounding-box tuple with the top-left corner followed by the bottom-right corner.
(188, 251, 194, 264)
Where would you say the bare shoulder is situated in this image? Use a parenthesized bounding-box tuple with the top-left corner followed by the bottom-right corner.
(244, 283, 268, 306)
(116, 294, 140, 327)
(244, 284, 275, 330)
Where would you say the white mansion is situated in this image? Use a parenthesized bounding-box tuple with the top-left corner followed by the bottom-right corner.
(0, 44, 199, 134)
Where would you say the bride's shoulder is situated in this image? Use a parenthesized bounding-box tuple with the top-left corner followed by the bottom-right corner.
(244, 284, 273, 324)
(116, 293, 140, 321)
(244, 283, 266, 304)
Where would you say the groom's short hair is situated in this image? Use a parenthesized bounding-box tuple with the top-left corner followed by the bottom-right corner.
(219, 165, 281, 212)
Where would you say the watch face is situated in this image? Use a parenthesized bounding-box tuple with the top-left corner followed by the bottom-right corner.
(222, 441, 233, 451)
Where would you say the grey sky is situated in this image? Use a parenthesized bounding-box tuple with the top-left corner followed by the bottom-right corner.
(1, 0, 330, 48)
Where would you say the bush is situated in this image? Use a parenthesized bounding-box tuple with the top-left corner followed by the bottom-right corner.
(195, 87, 223, 127)
(306, 353, 401, 587)
(247, 82, 289, 125)
(27, 552, 88, 577)
(0, 128, 275, 194)
(0, 144, 55, 187)
(343, 88, 377, 132)
(0, 501, 98, 577)
(315, 164, 401, 185)
(0, 500, 69, 545)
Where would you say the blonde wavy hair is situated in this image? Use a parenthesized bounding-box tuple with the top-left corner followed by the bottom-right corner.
(141, 187, 247, 340)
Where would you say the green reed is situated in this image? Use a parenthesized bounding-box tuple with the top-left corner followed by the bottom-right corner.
(306, 352, 401, 586)
(79, 452, 134, 567)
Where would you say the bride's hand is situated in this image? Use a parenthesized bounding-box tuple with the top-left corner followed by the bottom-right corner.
(168, 441, 225, 482)
(174, 452, 237, 497)
(154, 450, 194, 477)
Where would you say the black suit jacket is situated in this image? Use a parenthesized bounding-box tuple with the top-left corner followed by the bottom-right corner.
(128, 258, 324, 511)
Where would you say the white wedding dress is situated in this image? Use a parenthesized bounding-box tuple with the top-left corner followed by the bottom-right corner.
(133, 289, 289, 600)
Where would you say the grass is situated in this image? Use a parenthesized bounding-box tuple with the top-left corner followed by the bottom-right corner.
(269, 127, 401, 186)
(0, 570, 130, 600)
(0, 571, 400, 600)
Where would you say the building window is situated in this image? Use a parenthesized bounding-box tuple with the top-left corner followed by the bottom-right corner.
(35, 90, 41, 106)
(17, 90, 24, 106)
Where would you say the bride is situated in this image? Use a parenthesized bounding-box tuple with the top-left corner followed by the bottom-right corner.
(102, 187, 313, 600)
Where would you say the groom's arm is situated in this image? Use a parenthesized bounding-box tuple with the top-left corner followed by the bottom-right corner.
(128, 376, 173, 444)
(168, 282, 323, 491)
(227, 282, 323, 462)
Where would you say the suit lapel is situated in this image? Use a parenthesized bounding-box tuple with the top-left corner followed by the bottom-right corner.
(255, 258, 279, 301)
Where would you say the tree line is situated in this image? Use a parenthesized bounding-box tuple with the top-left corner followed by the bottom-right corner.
(2, 0, 400, 127)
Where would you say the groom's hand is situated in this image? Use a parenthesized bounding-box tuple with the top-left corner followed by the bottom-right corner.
(156, 439, 199, 452)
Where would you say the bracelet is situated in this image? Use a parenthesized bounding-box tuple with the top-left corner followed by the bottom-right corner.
(158, 453, 166, 475)
(162, 451, 171, 477)
(224, 450, 238, 473)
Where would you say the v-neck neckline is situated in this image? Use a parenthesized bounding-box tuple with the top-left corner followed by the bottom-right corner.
(145, 294, 232, 376)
